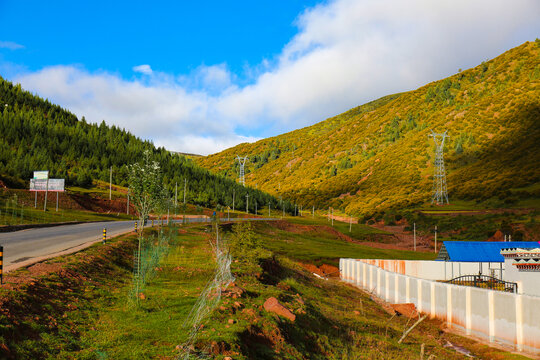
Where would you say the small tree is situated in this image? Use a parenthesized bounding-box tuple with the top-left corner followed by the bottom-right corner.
(129, 150, 165, 296)
(129, 150, 165, 231)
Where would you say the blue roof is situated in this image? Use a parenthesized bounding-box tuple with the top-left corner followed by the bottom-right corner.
(437, 241, 540, 262)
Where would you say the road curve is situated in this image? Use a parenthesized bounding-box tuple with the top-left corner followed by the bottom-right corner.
(0, 217, 276, 272)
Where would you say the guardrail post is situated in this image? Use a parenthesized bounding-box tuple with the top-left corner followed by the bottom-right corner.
(0, 245, 3, 285)
(135, 221, 138, 232)
(103, 228, 106, 244)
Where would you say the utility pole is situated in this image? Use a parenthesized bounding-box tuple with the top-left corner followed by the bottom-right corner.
(127, 188, 130, 215)
(34, 191, 37, 208)
(255, 201, 257, 215)
(232, 188, 235, 212)
(43, 177, 49, 212)
(109, 166, 112, 200)
(56, 192, 59, 212)
(413, 222, 416, 251)
(246, 194, 249, 213)
(174, 182, 177, 219)
(349, 215, 352, 232)
(331, 208, 334, 226)
(268, 203, 271, 217)
(183, 178, 187, 205)
(434, 225, 438, 253)
(294, 204, 297, 216)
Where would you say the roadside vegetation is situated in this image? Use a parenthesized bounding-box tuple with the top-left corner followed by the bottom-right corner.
(0, 217, 529, 359)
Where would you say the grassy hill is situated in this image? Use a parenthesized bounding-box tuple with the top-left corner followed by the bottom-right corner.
(197, 41, 540, 218)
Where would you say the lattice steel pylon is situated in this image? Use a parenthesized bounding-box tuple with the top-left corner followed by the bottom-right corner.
(429, 130, 449, 205)
(236, 155, 249, 186)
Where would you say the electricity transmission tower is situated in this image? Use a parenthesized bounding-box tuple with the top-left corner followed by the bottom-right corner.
(236, 155, 249, 186)
(429, 130, 449, 205)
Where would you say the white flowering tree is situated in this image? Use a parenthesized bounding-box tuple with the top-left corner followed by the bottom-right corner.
(129, 150, 166, 233)
(129, 150, 168, 298)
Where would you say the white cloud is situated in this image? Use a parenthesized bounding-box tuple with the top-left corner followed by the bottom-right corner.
(10, 0, 540, 155)
(132, 64, 153, 75)
(0, 41, 24, 50)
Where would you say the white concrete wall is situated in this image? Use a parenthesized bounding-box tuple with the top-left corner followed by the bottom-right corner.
(360, 259, 503, 281)
(340, 258, 540, 355)
(503, 258, 540, 297)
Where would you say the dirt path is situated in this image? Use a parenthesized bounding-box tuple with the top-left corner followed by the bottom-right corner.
(367, 223, 433, 252)
(419, 208, 534, 216)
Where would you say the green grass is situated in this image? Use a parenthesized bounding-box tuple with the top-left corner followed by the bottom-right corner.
(252, 220, 436, 266)
(70, 228, 213, 359)
(0, 221, 529, 359)
(0, 201, 134, 226)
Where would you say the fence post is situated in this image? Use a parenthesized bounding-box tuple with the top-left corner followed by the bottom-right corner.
(488, 291, 495, 342)
(417, 279, 423, 313)
(395, 274, 399, 303)
(465, 287, 472, 335)
(515, 294, 524, 351)
(103, 228, 106, 244)
(447, 285, 453, 329)
(430, 281, 436, 319)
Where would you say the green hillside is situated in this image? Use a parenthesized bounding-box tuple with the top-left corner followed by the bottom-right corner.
(198, 40, 540, 218)
(0, 77, 289, 213)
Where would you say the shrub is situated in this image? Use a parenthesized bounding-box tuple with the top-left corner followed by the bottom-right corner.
(229, 221, 269, 263)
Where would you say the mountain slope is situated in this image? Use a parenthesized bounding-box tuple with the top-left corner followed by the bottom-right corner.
(0, 77, 286, 213)
(197, 40, 540, 217)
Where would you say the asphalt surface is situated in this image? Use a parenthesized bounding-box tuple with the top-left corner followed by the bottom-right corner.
(0, 217, 276, 271)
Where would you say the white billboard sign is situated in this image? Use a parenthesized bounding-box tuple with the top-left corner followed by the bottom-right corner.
(33, 171, 49, 180)
(30, 178, 65, 192)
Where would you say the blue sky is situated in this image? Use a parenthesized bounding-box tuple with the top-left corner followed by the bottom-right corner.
(1, 0, 539, 155)
(0, 1, 318, 81)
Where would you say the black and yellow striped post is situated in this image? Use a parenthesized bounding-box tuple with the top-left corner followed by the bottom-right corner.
(134, 221, 138, 232)
(102, 228, 107, 244)
(0, 245, 3, 285)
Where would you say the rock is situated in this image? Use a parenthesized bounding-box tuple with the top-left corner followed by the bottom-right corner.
(233, 301, 244, 309)
(390, 303, 418, 319)
(223, 285, 245, 298)
(263, 297, 296, 321)
(277, 282, 291, 291)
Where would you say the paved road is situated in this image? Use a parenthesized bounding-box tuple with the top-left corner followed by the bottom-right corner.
(0, 217, 276, 271)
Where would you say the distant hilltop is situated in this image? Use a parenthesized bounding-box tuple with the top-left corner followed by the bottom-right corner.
(169, 151, 203, 158)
